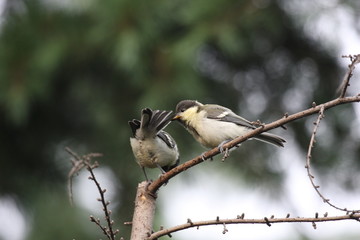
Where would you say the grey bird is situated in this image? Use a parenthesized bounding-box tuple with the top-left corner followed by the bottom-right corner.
(173, 100, 285, 150)
(129, 108, 179, 180)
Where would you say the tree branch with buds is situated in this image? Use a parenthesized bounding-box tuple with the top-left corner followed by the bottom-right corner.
(66, 147, 121, 240)
(149, 212, 360, 239)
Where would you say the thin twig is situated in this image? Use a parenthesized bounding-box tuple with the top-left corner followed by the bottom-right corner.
(87, 160, 117, 240)
(65, 147, 119, 240)
(90, 215, 112, 239)
(305, 106, 360, 213)
(67, 148, 85, 205)
(338, 54, 360, 98)
(148, 213, 360, 239)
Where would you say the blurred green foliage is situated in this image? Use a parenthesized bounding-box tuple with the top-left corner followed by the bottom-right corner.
(0, 0, 359, 239)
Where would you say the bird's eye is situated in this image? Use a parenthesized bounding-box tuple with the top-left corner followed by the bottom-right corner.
(180, 108, 186, 112)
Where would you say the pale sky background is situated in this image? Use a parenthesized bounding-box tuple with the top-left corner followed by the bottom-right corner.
(0, 0, 360, 240)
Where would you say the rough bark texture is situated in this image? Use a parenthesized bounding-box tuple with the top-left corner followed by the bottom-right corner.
(130, 181, 156, 240)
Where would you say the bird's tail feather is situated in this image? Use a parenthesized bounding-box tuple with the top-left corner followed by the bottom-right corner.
(254, 132, 286, 147)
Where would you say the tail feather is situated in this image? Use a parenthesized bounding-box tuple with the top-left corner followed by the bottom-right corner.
(255, 132, 286, 147)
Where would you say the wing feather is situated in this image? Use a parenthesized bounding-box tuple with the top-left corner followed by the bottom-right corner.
(203, 104, 255, 129)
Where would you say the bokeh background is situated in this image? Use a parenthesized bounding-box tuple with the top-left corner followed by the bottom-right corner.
(1, 0, 360, 239)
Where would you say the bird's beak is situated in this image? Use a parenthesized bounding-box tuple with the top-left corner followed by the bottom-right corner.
(172, 115, 181, 121)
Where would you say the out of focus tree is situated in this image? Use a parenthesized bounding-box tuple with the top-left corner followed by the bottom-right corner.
(0, 0, 359, 239)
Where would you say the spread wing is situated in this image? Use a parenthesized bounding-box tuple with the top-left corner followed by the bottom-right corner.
(129, 108, 174, 139)
(204, 104, 255, 129)
(140, 108, 174, 135)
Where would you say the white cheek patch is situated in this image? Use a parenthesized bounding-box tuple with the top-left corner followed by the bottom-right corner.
(216, 111, 230, 118)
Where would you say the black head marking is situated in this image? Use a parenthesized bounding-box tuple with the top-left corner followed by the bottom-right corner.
(175, 100, 200, 113)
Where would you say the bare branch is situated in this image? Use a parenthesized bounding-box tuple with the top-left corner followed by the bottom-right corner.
(87, 161, 117, 240)
(305, 106, 360, 213)
(65, 147, 120, 240)
(67, 148, 85, 205)
(147, 95, 360, 194)
(66, 147, 103, 205)
(148, 213, 360, 239)
(338, 54, 360, 98)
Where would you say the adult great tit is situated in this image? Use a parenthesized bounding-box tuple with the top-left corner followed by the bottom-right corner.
(173, 100, 285, 149)
(129, 108, 179, 181)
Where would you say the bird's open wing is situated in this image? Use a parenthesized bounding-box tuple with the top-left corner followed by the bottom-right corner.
(204, 104, 255, 129)
(141, 108, 174, 134)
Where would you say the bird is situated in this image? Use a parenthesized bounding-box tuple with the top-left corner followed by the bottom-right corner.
(172, 100, 285, 152)
(129, 108, 180, 181)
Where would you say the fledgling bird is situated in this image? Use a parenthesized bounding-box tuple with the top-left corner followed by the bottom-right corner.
(173, 100, 285, 151)
(129, 108, 179, 181)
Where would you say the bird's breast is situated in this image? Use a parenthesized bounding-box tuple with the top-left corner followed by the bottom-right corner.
(193, 118, 251, 148)
(130, 137, 178, 168)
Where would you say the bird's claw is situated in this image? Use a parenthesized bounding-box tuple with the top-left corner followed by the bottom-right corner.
(201, 152, 213, 161)
(159, 175, 169, 186)
(221, 148, 230, 162)
(218, 140, 231, 161)
(201, 152, 207, 161)
(218, 140, 230, 153)
(219, 145, 225, 153)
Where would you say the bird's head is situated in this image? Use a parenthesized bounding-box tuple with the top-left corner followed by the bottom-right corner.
(172, 100, 203, 124)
